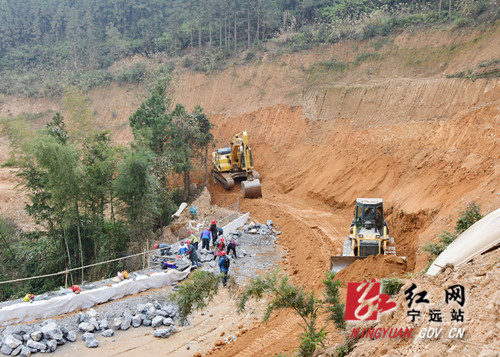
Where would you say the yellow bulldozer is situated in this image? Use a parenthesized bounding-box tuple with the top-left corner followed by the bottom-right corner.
(330, 198, 396, 272)
(211, 131, 262, 198)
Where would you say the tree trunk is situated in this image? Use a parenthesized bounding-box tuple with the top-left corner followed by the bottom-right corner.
(439, 0, 442, 19)
(110, 190, 115, 224)
(175, 33, 178, 56)
(255, 7, 260, 44)
(198, 22, 202, 55)
(225, 14, 228, 52)
(75, 201, 84, 284)
(190, 23, 193, 52)
(247, 5, 251, 50)
(209, 20, 212, 47)
(205, 145, 209, 185)
(72, 43, 78, 70)
(234, 12, 237, 55)
(448, 0, 452, 22)
(62, 225, 72, 286)
(219, 16, 222, 50)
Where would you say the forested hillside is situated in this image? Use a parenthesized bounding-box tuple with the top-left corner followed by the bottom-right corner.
(1, 0, 498, 96)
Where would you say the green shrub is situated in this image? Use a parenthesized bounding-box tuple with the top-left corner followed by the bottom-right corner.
(334, 336, 359, 357)
(455, 201, 482, 234)
(381, 277, 404, 296)
(324, 271, 345, 330)
(1, 158, 18, 168)
(117, 63, 147, 84)
(453, 17, 469, 29)
(183, 57, 193, 68)
(422, 230, 457, 259)
(169, 270, 220, 323)
(422, 201, 482, 265)
(68, 70, 113, 92)
(238, 270, 346, 357)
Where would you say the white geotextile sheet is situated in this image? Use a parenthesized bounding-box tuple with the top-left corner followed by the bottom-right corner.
(0, 268, 190, 326)
(426, 207, 500, 276)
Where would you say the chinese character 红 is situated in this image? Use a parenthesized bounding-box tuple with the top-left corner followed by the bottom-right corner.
(405, 283, 430, 308)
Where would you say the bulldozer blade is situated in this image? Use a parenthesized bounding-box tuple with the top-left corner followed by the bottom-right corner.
(330, 256, 366, 273)
(241, 179, 262, 198)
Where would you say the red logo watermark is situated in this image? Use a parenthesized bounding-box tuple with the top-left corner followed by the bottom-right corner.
(345, 279, 397, 321)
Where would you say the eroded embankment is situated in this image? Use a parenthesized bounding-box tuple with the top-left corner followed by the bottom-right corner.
(207, 94, 499, 356)
(208, 93, 500, 274)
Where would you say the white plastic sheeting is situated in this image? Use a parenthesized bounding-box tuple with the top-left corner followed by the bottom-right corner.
(0, 268, 190, 326)
(426, 207, 500, 276)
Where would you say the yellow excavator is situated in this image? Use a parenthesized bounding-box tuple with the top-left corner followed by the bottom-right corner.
(330, 198, 397, 272)
(211, 131, 262, 198)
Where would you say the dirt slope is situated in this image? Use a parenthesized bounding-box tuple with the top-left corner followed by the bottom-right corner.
(0, 24, 499, 356)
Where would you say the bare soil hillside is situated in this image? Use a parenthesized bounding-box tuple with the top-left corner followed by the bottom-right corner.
(0, 23, 499, 356)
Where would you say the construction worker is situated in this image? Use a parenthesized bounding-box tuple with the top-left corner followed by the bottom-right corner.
(189, 230, 199, 250)
(227, 238, 237, 258)
(154, 243, 171, 256)
(210, 220, 218, 246)
(218, 251, 230, 287)
(213, 237, 226, 260)
(186, 240, 201, 268)
(178, 241, 188, 255)
(200, 228, 211, 250)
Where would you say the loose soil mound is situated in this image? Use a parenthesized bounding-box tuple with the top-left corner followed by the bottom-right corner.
(335, 255, 408, 284)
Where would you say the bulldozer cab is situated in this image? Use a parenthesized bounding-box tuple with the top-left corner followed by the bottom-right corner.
(331, 198, 395, 272)
(353, 198, 385, 235)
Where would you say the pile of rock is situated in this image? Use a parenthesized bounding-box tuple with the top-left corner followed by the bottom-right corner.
(0, 320, 76, 356)
(242, 220, 281, 238)
(0, 301, 182, 355)
(76, 302, 180, 348)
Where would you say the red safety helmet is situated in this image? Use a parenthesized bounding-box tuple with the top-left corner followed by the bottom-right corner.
(220, 238, 225, 242)
(189, 230, 193, 234)
(211, 220, 216, 224)
(154, 244, 158, 249)
(220, 251, 226, 256)
(186, 240, 191, 245)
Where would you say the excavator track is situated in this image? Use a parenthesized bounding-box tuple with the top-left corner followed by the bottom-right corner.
(211, 170, 234, 190)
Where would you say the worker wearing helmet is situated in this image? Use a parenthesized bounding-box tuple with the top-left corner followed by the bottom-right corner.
(213, 237, 226, 260)
(218, 251, 230, 287)
(210, 220, 218, 247)
(154, 242, 171, 256)
(188, 230, 199, 250)
(186, 239, 200, 268)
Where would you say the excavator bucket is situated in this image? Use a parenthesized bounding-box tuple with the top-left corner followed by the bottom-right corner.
(241, 179, 262, 198)
(330, 256, 366, 273)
